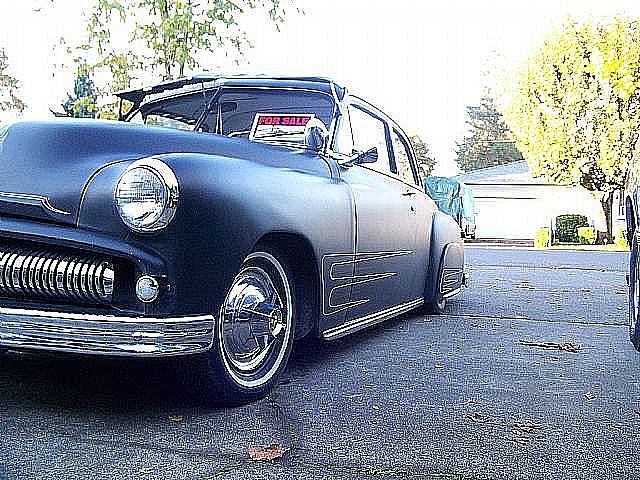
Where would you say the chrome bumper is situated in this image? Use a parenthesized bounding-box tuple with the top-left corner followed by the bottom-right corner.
(0, 307, 215, 357)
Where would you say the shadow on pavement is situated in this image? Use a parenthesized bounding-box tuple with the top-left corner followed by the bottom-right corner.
(0, 312, 413, 413)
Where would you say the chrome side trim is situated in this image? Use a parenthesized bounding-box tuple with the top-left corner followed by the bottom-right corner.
(321, 250, 414, 316)
(321, 297, 423, 340)
(0, 307, 215, 357)
(439, 267, 464, 295)
(442, 287, 461, 299)
(0, 191, 71, 216)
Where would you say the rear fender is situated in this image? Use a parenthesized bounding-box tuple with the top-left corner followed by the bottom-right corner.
(425, 211, 465, 302)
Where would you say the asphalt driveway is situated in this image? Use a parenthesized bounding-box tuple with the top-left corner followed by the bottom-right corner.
(0, 246, 634, 480)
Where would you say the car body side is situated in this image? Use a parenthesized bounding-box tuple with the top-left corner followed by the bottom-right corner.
(0, 78, 463, 350)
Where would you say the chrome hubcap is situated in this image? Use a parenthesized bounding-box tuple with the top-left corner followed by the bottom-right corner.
(220, 266, 287, 373)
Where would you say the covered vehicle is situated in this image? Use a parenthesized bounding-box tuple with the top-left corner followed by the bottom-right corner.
(423, 176, 476, 239)
(0, 75, 465, 405)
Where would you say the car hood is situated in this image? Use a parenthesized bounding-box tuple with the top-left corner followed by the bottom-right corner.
(0, 119, 324, 226)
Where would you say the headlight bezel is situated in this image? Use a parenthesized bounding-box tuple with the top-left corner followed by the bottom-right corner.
(115, 157, 180, 233)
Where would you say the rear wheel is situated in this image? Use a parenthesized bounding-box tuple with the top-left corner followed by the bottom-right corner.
(425, 296, 447, 315)
(186, 249, 296, 405)
(629, 235, 640, 351)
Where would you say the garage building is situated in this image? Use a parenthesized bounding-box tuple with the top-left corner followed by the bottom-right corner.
(453, 161, 624, 241)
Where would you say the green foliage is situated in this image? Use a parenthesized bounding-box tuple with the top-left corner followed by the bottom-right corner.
(53, 63, 98, 118)
(503, 17, 640, 239)
(408, 133, 436, 176)
(555, 214, 589, 243)
(534, 227, 550, 248)
(80, 0, 293, 90)
(615, 226, 629, 250)
(456, 94, 523, 172)
(577, 226, 596, 245)
(0, 48, 26, 113)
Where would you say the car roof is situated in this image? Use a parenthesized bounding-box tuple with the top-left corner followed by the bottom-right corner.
(115, 74, 346, 105)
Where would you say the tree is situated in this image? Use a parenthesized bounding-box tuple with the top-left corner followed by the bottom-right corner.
(52, 62, 98, 118)
(74, 0, 295, 117)
(503, 17, 640, 241)
(0, 48, 26, 113)
(408, 133, 436, 177)
(455, 94, 523, 172)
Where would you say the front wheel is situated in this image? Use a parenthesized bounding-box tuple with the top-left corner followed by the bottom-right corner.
(185, 249, 296, 405)
(629, 236, 640, 351)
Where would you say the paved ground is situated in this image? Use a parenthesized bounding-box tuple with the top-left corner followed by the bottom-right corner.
(0, 247, 635, 480)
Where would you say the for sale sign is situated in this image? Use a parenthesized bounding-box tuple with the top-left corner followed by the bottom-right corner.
(250, 113, 315, 143)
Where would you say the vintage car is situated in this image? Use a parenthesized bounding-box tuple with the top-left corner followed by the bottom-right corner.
(0, 75, 465, 404)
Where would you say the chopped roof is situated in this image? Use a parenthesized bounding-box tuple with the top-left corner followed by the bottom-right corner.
(115, 74, 345, 105)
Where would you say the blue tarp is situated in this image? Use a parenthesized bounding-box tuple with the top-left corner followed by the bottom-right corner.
(423, 176, 475, 223)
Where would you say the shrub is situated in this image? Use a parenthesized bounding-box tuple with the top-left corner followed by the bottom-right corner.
(615, 226, 629, 250)
(555, 214, 589, 243)
(577, 226, 595, 245)
(535, 227, 550, 248)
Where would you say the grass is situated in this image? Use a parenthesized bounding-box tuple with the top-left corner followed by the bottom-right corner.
(547, 242, 629, 252)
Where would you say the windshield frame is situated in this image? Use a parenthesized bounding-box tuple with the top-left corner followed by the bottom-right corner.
(133, 85, 339, 150)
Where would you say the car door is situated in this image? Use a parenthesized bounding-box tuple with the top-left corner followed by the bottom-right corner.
(334, 100, 428, 325)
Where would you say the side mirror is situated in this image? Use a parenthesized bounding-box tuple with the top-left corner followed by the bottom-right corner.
(353, 147, 378, 165)
(337, 147, 379, 168)
(304, 119, 329, 152)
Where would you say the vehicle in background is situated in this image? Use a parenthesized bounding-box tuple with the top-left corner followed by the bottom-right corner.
(625, 151, 640, 351)
(423, 176, 476, 239)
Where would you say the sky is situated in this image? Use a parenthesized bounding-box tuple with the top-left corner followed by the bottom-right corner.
(1, 0, 640, 175)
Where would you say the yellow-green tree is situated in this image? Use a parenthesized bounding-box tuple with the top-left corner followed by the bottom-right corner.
(503, 17, 640, 240)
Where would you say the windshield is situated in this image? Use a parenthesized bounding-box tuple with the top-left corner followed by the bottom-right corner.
(138, 87, 335, 147)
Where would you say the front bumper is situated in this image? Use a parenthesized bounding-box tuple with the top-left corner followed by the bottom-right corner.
(0, 307, 215, 357)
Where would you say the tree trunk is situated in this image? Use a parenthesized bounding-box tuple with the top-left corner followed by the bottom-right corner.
(599, 191, 614, 244)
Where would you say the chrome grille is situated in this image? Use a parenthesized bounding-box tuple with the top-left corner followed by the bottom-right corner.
(0, 245, 114, 305)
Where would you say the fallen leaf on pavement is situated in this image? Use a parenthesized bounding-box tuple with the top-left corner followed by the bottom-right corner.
(515, 281, 535, 290)
(513, 421, 542, 433)
(519, 340, 581, 353)
(584, 391, 597, 401)
(505, 433, 530, 446)
(464, 412, 494, 424)
(138, 467, 155, 474)
(248, 444, 289, 462)
(169, 415, 183, 422)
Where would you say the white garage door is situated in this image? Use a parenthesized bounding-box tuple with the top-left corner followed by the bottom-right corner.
(475, 198, 546, 240)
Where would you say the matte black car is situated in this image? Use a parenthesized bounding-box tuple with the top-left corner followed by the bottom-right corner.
(0, 75, 465, 404)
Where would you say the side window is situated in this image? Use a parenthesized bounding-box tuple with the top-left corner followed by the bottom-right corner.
(348, 105, 392, 175)
(391, 129, 418, 186)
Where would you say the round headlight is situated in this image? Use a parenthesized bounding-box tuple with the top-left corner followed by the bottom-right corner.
(115, 158, 179, 232)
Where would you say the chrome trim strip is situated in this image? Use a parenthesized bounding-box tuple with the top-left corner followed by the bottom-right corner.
(0, 191, 71, 216)
(321, 250, 414, 316)
(0, 307, 216, 357)
(321, 297, 423, 340)
(442, 287, 461, 299)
